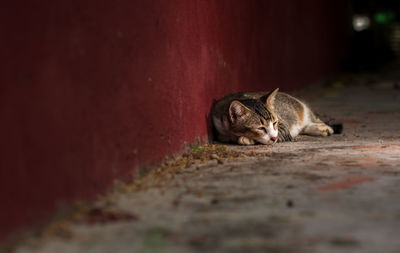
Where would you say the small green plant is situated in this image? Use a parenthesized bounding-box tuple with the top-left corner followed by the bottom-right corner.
(218, 146, 227, 152)
(142, 227, 170, 253)
(189, 144, 206, 152)
(190, 144, 227, 152)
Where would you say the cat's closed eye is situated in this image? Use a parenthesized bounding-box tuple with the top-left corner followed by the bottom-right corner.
(258, 127, 267, 133)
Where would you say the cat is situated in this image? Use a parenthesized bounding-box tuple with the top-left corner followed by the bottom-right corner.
(211, 88, 340, 145)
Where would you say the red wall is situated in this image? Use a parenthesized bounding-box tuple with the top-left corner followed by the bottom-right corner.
(0, 0, 347, 239)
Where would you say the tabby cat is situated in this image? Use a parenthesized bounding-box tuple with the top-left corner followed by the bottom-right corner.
(212, 88, 337, 145)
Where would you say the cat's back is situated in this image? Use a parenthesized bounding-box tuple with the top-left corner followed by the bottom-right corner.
(212, 90, 305, 122)
(213, 91, 301, 109)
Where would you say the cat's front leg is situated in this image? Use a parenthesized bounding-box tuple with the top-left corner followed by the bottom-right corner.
(237, 136, 255, 145)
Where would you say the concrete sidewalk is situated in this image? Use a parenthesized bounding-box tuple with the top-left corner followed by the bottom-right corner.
(12, 74, 400, 253)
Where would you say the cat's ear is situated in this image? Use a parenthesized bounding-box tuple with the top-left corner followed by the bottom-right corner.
(229, 100, 251, 123)
(261, 88, 279, 110)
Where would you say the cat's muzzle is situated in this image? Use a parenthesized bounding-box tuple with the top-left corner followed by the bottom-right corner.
(269, 137, 278, 145)
(262, 136, 278, 145)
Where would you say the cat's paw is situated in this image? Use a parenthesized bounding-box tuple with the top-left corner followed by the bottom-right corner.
(238, 136, 255, 145)
(302, 123, 334, 137)
(317, 124, 334, 136)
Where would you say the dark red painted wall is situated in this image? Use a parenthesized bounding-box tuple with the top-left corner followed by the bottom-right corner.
(0, 0, 347, 239)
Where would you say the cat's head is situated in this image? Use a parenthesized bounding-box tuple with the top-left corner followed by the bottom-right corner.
(228, 88, 279, 144)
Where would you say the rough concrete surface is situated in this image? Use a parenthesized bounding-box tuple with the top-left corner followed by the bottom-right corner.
(11, 73, 400, 253)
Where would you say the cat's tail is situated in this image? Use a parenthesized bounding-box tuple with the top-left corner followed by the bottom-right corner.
(316, 113, 343, 134)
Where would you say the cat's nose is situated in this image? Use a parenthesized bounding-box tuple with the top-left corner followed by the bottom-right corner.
(270, 137, 278, 142)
